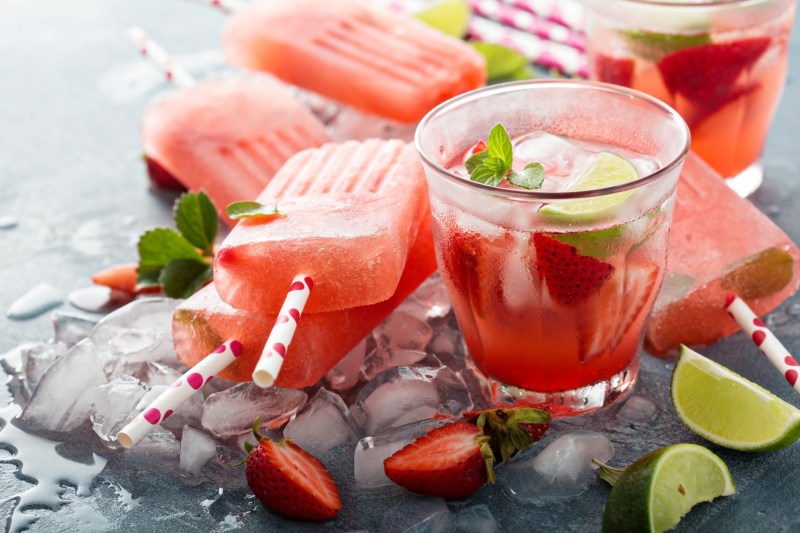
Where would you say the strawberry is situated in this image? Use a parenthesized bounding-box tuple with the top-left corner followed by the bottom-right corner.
(92, 263, 161, 295)
(144, 155, 186, 190)
(610, 261, 660, 351)
(657, 37, 771, 102)
(438, 228, 485, 316)
(464, 405, 552, 464)
(240, 419, 341, 522)
(383, 421, 495, 501)
(470, 140, 488, 156)
(532, 233, 615, 306)
(592, 54, 634, 87)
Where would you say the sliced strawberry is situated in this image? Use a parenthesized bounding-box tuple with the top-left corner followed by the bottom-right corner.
(532, 233, 615, 306)
(242, 420, 341, 521)
(685, 82, 760, 129)
(438, 228, 491, 317)
(610, 261, 660, 351)
(144, 155, 186, 191)
(470, 140, 488, 156)
(657, 37, 771, 102)
(464, 405, 552, 464)
(592, 53, 635, 87)
(92, 263, 161, 295)
(384, 421, 495, 500)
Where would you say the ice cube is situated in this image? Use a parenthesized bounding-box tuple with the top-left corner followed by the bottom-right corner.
(68, 286, 133, 314)
(396, 274, 452, 323)
(137, 384, 204, 431)
(91, 376, 147, 442)
(350, 365, 472, 436)
(513, 131, 591, 182)
(427, 324, 459, 358)
(373, 311, 434, 352)
(140, 361, 183, 387)
(381, 495, 455, 533)
(180, 426, 218, 475)
(51, 310, 97, 347)
(283, 388, 357, 457)
(353, 418, 448, 489)
(361, 347, 427, 382)
(453, 505, 500, 533)
(19, 339, 107, 433)
(502, 432, 614, 501)
(202, 383, 307, 437)
(617, 395, 658, 427)
(325, 339, 367, 393)
(124, 427, 180, 463)
(22, 342, 67, 392)
(328, 105, 417, 142)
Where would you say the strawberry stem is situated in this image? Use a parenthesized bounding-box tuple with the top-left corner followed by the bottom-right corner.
(593, 459, 626, 487)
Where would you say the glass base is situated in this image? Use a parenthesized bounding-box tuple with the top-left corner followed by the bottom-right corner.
(467, 356, 639, 417)
(726, 161, 763, 198)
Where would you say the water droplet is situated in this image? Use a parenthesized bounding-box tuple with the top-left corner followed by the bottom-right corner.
(68, 286, 133, 313)
(7, 283, 61, 320)
(0, 215, 18, 229)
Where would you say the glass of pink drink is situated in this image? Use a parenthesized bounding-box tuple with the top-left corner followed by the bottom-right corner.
(583, 0, 796, 197)
(415, 81, 690, 415)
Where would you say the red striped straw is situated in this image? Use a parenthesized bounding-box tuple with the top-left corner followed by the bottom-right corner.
(498, 0, 584, 32)
(117, 339, 244, 448)
(127, 27, 196, 89)
(252, 275, 313, 388)
(467, 16, 588, 77)
(468, 0, 585, 51)
(725, 294, 800, 394)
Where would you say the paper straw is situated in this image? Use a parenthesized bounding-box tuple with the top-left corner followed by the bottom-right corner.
(725, 294, 800, 394)
(127, 26, 196, 89)
(468, 0, 585, 51)
(186, 0, 247, 13)
(116, 339, 244, 448)
(499, 0, 584, 32)
(252, 275, 313, 388)
(467, 16, 588, 77)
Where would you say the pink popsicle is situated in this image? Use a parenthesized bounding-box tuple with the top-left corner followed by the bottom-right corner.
(222, 0, 486, 123)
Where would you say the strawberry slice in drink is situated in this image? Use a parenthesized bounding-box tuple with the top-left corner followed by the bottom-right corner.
(592, 54, 635, 87)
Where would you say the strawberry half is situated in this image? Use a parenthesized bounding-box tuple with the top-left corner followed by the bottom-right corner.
(240, 419, 341, 522)
(384, 421, 495, 501)
(657, 37, 771, 102)
(533, 233, 615, 306)
(439, 228, 486, 316)
(592, 53, 635, 87)
(464, 405, 552, 464)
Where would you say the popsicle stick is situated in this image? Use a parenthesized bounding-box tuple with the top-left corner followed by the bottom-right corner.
(252, 275, 313, 388)
(498, 0, 584, 32)
(186, 0, 246, 13)
(116, 339, 244, 448)
(467, 16, 588, 77)
(127, 26, 196, 89)
(468, 0, 585, 51)
(725, 294, 800, 394)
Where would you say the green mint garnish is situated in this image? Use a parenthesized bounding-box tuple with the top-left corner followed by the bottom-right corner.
(226, 200, 284, 220)
(470, 42, 533, 84)
(468, 124, 545, 190)
(620, 30, 711, 61)
(136, 191, 217, 298)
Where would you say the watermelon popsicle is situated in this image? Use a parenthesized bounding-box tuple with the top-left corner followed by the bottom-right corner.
(213, 139, 431, 314)
(130, 28, 331, 222)
(221, 0, 486, 123)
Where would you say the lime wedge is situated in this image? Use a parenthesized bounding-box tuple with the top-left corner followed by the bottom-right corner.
(672, 345, 800, 451)
(540, 152, 640, 218)
(600, 444, 735, 533)
(414, 0, 470, 37)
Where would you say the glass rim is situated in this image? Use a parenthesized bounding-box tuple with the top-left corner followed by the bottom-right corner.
(414, 79, 691, 202)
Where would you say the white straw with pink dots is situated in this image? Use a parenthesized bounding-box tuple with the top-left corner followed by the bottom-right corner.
(252, 275, 313, 388)
(127, 26, 196, 89)
(726, 294, 800, 394)
(117, 339, 244, 449)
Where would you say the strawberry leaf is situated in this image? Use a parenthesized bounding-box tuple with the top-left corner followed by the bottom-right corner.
(174, 191, 218, 255)
(138, 228, 204, 269)
(160, 259, 212, 299)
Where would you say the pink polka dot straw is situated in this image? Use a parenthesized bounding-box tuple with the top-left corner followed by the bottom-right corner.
(116, 339, 244, 449)
(252, 274, 313, 388)
(127, 26, 196, 89)
(725, 294, 800, 394)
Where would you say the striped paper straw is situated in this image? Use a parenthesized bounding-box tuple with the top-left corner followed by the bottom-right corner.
(127, 27, 196, 89)
(499, 0, 584, 32)
(467, 16, 588, 77)
(725, 294, 800, 394)
(468, 0, 585, 51)
(252, 275, 313, 388)
(117, 339, 244, 448)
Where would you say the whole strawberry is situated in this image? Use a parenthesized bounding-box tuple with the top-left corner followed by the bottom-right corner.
(384, 421, 495, 501)
(240, 418, 341, 522)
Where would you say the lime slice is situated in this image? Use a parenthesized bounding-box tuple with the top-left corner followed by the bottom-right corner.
(414, 0, 470, 37)
(600, 444, 735, 533)
(672, 345, 800, 451)
(540, 152, 640, 218)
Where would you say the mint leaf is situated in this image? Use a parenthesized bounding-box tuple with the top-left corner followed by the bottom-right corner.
(470, 164, 504, 187)
(508, 162, 545, 190)
(227, 200, 284, 220)
(620, 30, 711, 61)
(470, 41, 533, 84)
(465, 150, 489, 173)
(137, 228, 204, 268)
(487, 124, 513, 168)
(160, 259, 212, 299)
(174, 191, 218, 255)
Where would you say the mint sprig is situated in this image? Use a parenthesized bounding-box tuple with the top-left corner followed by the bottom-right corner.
(468, 124, 545, 190)
(226, 200, 284, 220)
(136, 191, 217, 298)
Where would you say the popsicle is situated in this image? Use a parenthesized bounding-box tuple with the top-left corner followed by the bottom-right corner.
(221, 0, 486, 123)
(131, 28, 331, 222)
(173, 209, 436, 388)
(213, 139, 430, 314)
(645, 152, 800, 354)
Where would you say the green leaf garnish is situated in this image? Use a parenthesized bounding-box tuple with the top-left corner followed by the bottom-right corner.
(470, 161, 505, 187)
(470, 41, 533, 84)
(226, 200, 284, 220)
(174, 191, 218, 255)
(620, 30, 711, 61)
(160, 259, 213, 299)
(138, 228, 205, 268)
(487, 124, 513, 168)
(465, 150, 489, 174)
(508, 162, 545, 190)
